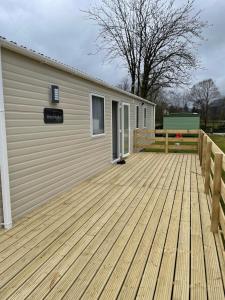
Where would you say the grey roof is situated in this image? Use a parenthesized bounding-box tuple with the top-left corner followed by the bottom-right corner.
(0, 36, 155, 106)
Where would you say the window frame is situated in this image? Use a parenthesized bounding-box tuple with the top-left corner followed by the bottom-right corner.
(143, 107, 147, 128)
(122, 102, 131, 156)
(135, 105, 139, 129)
(90, 93, 106, 137)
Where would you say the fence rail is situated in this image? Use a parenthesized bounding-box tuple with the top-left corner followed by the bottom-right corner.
(199, 130, 225, 260)
(133, 128, 225, 259)
(133, 129, 200, 153)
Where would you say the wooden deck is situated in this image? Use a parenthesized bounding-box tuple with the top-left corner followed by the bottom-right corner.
(0, 153, 224, 299)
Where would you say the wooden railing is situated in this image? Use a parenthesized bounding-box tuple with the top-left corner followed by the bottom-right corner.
(133, 128, 225, 258)
(199, 130, 225, 259)
(133, 129, 200, 153)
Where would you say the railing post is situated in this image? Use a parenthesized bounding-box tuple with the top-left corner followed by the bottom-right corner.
(165, 130, 168, 154)
(201, 135, 207, 176)
(211, 152, 222, 233)
(204, 141, 212, 194)
(199, 131, 204, 166)
(198, 131, 202, 161)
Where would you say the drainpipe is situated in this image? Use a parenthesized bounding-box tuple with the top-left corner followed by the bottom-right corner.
(0, 46, 12, 229)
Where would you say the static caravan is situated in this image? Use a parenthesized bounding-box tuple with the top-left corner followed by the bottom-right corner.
(0, 38, 155, 229)
(163, 113, 200, 130)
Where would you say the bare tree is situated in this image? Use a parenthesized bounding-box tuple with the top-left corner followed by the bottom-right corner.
(117, 77, 130, 91)
(190, 79, 220, 128)
(84, 0, 206, 98)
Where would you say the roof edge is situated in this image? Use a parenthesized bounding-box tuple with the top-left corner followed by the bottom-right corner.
(0, 37, 155, 106)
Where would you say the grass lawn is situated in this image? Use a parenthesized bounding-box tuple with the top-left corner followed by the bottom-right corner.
(209, 134, 225, 153)
(143, 141, 198, 154)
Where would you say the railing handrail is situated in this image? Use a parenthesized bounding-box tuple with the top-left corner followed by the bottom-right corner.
(133, 128, 225, 258)
(199, 130, 225, 259)
(133, 128, 200, 154)
(135, 129, 199, 134)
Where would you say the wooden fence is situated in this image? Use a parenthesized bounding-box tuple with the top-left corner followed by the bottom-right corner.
(133, 128, 225, 258)
(199, 130, 225, 257)
(133, 129, 200, 153)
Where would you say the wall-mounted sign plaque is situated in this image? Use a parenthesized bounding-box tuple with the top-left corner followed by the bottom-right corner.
(44, 108, 63, 124)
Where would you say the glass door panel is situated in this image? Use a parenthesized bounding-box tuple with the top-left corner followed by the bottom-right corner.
(122, 103, 130, 156)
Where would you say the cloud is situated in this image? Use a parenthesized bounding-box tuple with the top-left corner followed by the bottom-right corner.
(0, 0, 127, 85)
(0, 0, 224, 93)
(192, 0, 225, 94)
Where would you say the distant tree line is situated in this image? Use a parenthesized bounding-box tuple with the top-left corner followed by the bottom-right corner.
(117, 77, 224, 129)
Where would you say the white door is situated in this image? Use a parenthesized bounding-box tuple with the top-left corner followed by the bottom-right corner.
(121, 103, 130, 157)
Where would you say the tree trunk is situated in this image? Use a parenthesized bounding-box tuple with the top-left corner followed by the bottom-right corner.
(131, 74, 136, 94)
(140, 74, 149, 98)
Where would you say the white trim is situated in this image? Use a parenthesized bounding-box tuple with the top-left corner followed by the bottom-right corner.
(0, 47, 12, 229)
(90, 93, 106, 137)
(121, 102, 130, 157)
(0, 38, 156, 107)
(112, 158, 120, 164)
(111, 99, 120, 162)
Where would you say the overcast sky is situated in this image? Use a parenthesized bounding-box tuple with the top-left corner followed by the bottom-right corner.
(0, 0, 225, 94)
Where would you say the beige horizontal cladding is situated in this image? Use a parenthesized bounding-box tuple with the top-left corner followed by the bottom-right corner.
(1, 48, 154, 221)
(0, 182, 2, 223)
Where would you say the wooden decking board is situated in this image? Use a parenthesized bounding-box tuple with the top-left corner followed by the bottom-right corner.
(190, 155, 208, 300)
(0, 183, 107, 257)
(195, 157, 225, 297)
(0, 180, 93, 240)
(68, 188, 162, 300)
(153, 156, 188, 299)
(105, 154, 156, 186)
(43, 196, 157, 298)
(0, 154, 138, 241)
(38, 154, 175, 299)
(108, 157, 184, 300)
(199, 151, 225, 290)
(0, 154, 153, 266)
(172, 155, 191, 300)
(198, 193, 224, 299)
(8, 154, 171, 299)
(135, 158, 184, 299)
(9, 154, 164, 300)
(89, 153, 140, 184)
(0, 183, 114, 277)
(0, 185, 133, 298)
(0, 153, 224, 300)
(0, 155, 147, 246)
(78, 156, 182, 300)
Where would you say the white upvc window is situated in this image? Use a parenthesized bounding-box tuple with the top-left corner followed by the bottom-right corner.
(90, 94, 105, 136)
(136, 105, 139, 128)
(144, 107, 147, 128)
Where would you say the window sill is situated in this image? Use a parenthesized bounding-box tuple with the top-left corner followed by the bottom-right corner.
(91, 133, 106, 138)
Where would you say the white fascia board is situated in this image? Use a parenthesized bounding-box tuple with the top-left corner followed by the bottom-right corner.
(0, 46, 12, 229)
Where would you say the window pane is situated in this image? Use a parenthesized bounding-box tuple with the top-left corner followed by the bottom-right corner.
(144, 108, 147, 127)
(136, 106, 139, 128)
(124, 105, 129, 154)
(92, 96, 104, 135)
